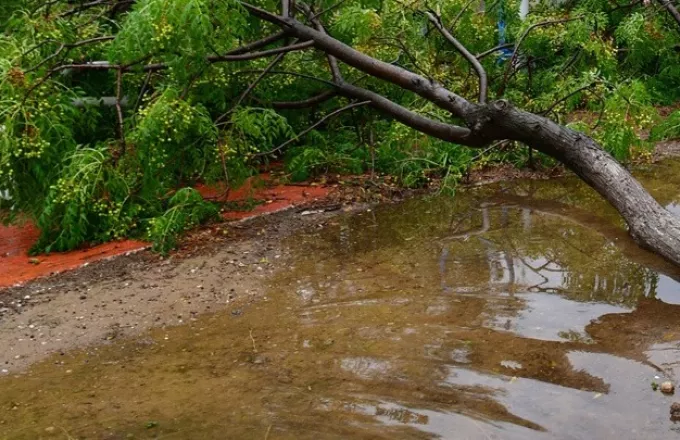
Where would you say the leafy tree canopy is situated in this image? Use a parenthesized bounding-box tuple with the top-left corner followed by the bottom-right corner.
(1, 0, 679, 253)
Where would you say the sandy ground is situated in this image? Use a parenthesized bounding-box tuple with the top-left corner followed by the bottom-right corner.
(0, 204, 354, 373)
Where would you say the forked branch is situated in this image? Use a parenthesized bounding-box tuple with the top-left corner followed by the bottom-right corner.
(424, 10, 488, 103)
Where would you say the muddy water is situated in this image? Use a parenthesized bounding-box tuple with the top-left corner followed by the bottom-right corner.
(4, 163, 680, 439)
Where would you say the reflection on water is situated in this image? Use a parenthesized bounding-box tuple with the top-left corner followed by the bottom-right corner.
(3, 161, 680, 439)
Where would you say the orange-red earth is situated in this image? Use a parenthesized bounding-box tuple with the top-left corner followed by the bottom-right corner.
(0, 178, 329, 288)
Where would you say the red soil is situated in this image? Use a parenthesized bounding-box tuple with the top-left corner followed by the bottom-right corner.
(0, 177, 329, 288)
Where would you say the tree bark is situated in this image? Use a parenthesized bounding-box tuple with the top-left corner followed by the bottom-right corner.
(238, 4, 680, 266)
(474, 101, 680, 267)
(124, 2, 678, 268)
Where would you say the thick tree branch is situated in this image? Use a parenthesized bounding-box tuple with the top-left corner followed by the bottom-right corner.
(335, 81, 478, 144)
(236, 3, 680, 267)
(240, 2, 475, 119)
(424, 11, 487, 103)
(24, 39, 315, 101)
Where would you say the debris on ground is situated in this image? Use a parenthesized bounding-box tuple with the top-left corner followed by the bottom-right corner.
(661, 381, 675, 394)
(671, 402, 680, 420)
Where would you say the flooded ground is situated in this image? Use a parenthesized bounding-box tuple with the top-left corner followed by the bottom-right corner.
(3, 162, 680, 439)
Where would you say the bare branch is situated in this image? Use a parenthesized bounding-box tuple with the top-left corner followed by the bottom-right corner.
(261, 90, 337, 109)
(335, 81, 479, 145)
(239, 2, 475, 118)
(425, 11, 487, 103)
(498, 17, 579, 95)
(226, 31, 289, 55)
(296, 2, 343, 81)
(133, 70, 153, 113)
(24, 38, 315, 102)
(658, 0, 680, 28)
(254, 101, 371, 157)
(115, 67, 125, 149)
(476, 43, 513, 60)
(215, 49, 290, 126)
(24, 36, 115, 74)
(540, 82, 596, 115)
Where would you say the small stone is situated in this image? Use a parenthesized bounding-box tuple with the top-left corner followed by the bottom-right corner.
(671, 402, 680, 420)
(661, 381, 675, 394)
(45, 427, 56, 434)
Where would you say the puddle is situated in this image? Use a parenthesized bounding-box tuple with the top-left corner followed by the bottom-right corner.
(3, 161, 680, 439)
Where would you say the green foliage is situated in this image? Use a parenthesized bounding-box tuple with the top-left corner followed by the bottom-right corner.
(331, 5, 382, 45)
(33, 146, 134, 253)
(147, 187, 218, 254)
(0, 0, 678, 254)
(651, 110, 680, 141)
(109, 0, 248, 82)
(286, 129, 364, 180)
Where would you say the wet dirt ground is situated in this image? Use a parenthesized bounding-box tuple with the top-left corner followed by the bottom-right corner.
(3, 161, 680, 439)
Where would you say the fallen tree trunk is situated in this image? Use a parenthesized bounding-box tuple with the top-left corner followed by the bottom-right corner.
(242, 2, 680, 267)
(480, 102, 680, 267)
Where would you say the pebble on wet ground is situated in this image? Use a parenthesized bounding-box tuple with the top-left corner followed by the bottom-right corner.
(671, 402, 680, 420)
(661, 381, 675, 394)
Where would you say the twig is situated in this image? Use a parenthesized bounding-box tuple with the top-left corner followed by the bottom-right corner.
(311, 0, 351, 19)
(133, 70, 153, 114)
(234, 69, 338, 87)
(24, 36, 115, 74)
(540, 82, 596, 115)
(658, 0, 680, 28)
(215, 40, 298, 126)
(476, 43, 513, 60)
(255, 89, 337, 109)
(249, 329, 257, 352)
(115, 67, 125, 149)
(254, 101, 371, 157)
(226, 31, 288, 56)
(498, 17, 579, 95)
(449, 0, 478, 30)
(425, 11, 487, 103)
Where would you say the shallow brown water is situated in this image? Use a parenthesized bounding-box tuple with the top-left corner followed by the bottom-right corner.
(4, 162, 680, 439)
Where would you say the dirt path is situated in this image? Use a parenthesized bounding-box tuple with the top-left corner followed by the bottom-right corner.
(0, 205, 353, 373)
(3, 144, 679, 374)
